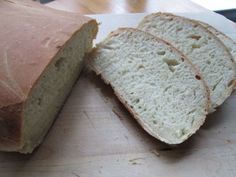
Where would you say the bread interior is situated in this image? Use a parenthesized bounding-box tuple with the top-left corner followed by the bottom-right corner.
(20, 25, 95, 153)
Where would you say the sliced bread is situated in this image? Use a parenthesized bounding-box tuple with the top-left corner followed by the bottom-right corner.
(138, 12, 236, 111)
(88, 28, 210, 144)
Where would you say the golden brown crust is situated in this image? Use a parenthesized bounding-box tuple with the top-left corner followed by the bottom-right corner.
(0, 0, 98, 151)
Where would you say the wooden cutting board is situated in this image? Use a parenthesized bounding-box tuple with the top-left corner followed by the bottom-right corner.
(1, 11, 236, 177)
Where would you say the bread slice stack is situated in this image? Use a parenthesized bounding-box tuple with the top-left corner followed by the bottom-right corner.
(89, 28, 209, 144)
(138, 13, 236, 111)
(88, 13, 236, 144)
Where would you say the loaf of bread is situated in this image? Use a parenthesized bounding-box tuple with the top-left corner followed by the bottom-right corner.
(138, 13, 236, 111)
(0, 0, 98, 153)
(88, 28, 210, 144)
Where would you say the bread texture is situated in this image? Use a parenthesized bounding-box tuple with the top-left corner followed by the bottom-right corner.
(0, 0, 98, 153)
(138, 12, 236, 111)
(88, 28, 209, 144)
(198, 21, 236, 64)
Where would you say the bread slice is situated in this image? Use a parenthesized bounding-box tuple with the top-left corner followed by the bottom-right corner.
(197, 21, 236, 64)
(138, 12, 236, 111)
(88, 28, 210, 144)
(0, 0, 98, 153)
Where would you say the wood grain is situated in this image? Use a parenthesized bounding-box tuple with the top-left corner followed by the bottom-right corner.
(45, 0, 207, 14)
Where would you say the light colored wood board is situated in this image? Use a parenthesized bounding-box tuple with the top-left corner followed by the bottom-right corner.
(1, 11, 236, 177)
(0, 70, 236, 177)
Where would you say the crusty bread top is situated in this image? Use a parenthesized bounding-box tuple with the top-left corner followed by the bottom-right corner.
(0, 0, 98, 108)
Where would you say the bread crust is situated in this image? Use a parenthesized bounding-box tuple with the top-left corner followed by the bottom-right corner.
(0, 0, 98, 151)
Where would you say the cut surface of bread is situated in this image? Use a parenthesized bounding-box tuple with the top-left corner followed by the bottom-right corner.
(0, 0, 98, 153)
(198, 21, 236, 64)
(138, 12, 236, 111)
(88, 28, 209, 144)
(21, 25, 96, 153)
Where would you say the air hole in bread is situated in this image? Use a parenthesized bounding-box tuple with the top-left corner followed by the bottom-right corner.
(195, 75, 201, 80)
(55, 57, 65, 69)
(228, 80, 235, 87)
(138, 65, 145, 69)
(135, 98, 140, 103)
(163, 58, 179, 66)
(163, 58, 179, 72)
(37, 98, 42, 106)
(178, 129, 186, 136)
(176, 27, 183, 32)
(157, 51, 166, 55)
(188, 35, 201, 40)
(152, 120, 157, 124)
(207, 60, 211, 64)
(192, 44, 201, 49)
(164, 85, 172, 92)
(187, 109, 196, 115)
(209, 53, 215, 58)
